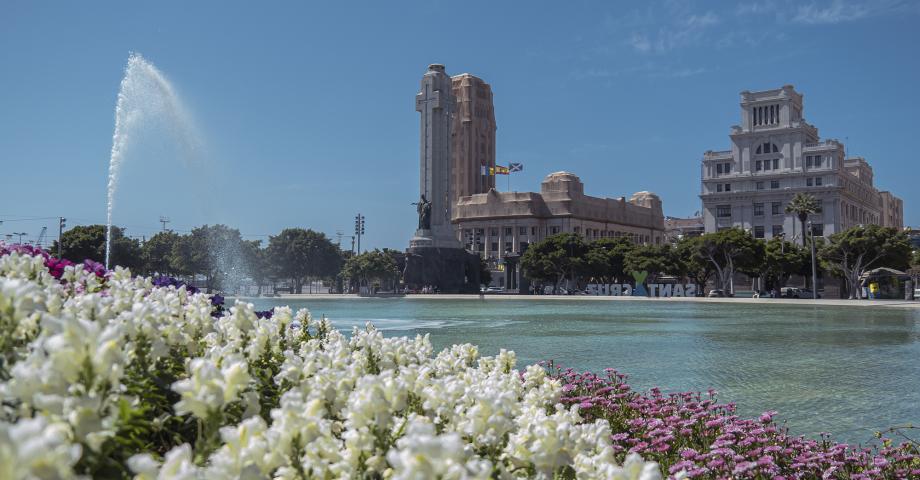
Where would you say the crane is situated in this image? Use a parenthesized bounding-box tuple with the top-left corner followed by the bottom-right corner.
(36, 226, 47, 248)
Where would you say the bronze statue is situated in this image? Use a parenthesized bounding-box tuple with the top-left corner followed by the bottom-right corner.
(412, 195, 432, 230)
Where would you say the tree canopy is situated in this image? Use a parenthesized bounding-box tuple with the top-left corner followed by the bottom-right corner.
(819, 225, 912, 299)
(50, 224, 142, 271)
(267, 228, 342, 293)
(520, 233, 588, 291)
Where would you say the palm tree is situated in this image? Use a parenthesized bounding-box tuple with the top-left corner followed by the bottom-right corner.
(785, 193, 819, 246)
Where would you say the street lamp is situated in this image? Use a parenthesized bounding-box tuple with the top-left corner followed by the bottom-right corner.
(13, 232, 27, 244)
(806, 220, 818, 298)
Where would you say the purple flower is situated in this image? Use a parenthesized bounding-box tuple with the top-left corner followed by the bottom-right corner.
(211, 294, 225, 306)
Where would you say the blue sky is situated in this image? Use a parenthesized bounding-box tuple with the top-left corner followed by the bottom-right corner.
(2, 0, 919, 250)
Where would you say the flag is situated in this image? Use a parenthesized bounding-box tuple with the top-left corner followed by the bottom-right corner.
(508, 162, 523, 172)
(480, 165, 487, 175)
(490, 165, 509, 175)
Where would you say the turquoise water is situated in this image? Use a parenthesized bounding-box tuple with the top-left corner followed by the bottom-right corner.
(248, 297, 920, 444)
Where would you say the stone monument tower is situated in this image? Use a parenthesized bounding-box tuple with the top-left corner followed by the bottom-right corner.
(405, 64, 480, 292)
(411, 64, 462, 248)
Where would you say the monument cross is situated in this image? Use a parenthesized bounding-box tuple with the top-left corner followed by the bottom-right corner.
(410, 64, 459, 249)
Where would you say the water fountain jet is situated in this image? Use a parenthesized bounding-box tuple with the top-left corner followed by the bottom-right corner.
(104, 53, 196, 268)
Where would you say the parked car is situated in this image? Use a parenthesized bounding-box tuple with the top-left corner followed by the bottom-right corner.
(485, 286, 505, 293)
(781, 287, 819, 299)
(707, 289, 726, 297)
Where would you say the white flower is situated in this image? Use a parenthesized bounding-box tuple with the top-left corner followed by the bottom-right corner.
(386, 416, 491, 480)
(0, 416, 82, 480)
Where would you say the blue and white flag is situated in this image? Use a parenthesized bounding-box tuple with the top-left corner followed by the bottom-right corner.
(508, 162, 523, 172)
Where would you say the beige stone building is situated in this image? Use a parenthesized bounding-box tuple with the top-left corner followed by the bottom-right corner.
(879, 190, 904, 229)
(453, 172, 666, 260)
(450, 74, 496, 213)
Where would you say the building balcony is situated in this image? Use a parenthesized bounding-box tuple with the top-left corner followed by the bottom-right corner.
(703, 150, 732, 160)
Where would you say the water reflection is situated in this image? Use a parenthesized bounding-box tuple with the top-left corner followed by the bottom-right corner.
(250, 297, 919, 444)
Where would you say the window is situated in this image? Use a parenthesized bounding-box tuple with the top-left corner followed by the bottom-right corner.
(772, 143, 779, 153)
(716, 184, 723, 192)
(814, 155, 822, 167)
(772, 158, 779, 170)
(530, 226, 537, 236)
(573, 226, 581, 234)
(724, 163, 732, 173)
(490, 242, 498, 252)
(504, 241, 512, 252)
(810, 223, 824, 237)
(754, 203, 764, 216)
(753, 226, 764, 238)
(717, 205, 731, 218)
(815, 177, 822, 186)
(490, 228, 498, 236)
(551, 226, 560, 234)
(519, 226, 527, 235)
(519, 241, 529, 252)
(772, 202, 782, 215)
(772, 225, 783, 237)
(504, 227, 512, 236)
(806, 155, 813, 167)
(816, 200, 823, 213)
(717, 163, 723, 174)
(770, 180, 780, 189)
(756, 181, 764, 190)
(763, 160, 771, 170)
(724, 183, 731, 192)
(807, 178, 813, 187)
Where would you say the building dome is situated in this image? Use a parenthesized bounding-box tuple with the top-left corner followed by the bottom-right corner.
(629, 191, 662, 210)
(544, 171, 580, 182)
(541, 171, 584, 196)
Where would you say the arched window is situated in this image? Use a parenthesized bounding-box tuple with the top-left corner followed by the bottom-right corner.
(772, 143, 778, 153)
(756, 145, 762, 154)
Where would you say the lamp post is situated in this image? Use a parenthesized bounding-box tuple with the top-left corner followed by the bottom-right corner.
(806, 220, 818, 299)
(13, 232, 27, 244)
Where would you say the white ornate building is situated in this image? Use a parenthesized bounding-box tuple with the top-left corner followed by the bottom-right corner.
(700, 85, 903, 240)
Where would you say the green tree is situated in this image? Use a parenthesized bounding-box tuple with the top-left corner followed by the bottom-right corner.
(168, 225, 245, 293)
(341, 249, 398, 291)
(581, 237, 634, 284)
(50, 224, 142, 271)
(697, 228, 764, 294)
(624, 244, 676, 284)
(761, 238, 809, 294)
(241, 240, 269, 295)
(267, 228, 342, 294)
(818, 225, 912, 299)
(142, 231, 180, 276)
(479, 257, 492, 286)
(673, 237, 713, 294)
(520, 233, 588, 292)
(913, 249, 920, 269)
(785, 193, 820, 246)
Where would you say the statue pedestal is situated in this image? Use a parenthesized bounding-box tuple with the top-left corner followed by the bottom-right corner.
(404, 245, 481, 294)
(409, 229, 435, 248)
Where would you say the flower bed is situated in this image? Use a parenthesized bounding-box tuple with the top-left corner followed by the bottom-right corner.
(554, 369, 920, 479)
(0, 244, 917, 479)
(0, 245, 660, 479)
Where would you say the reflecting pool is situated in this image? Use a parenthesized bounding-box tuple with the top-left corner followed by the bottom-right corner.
(249, 297, 920, 444)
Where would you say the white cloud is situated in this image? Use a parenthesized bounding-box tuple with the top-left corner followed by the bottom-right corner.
(625, 10, 720, 54)
(792, 0, 870, 24)
(736, 1, 777, 15)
